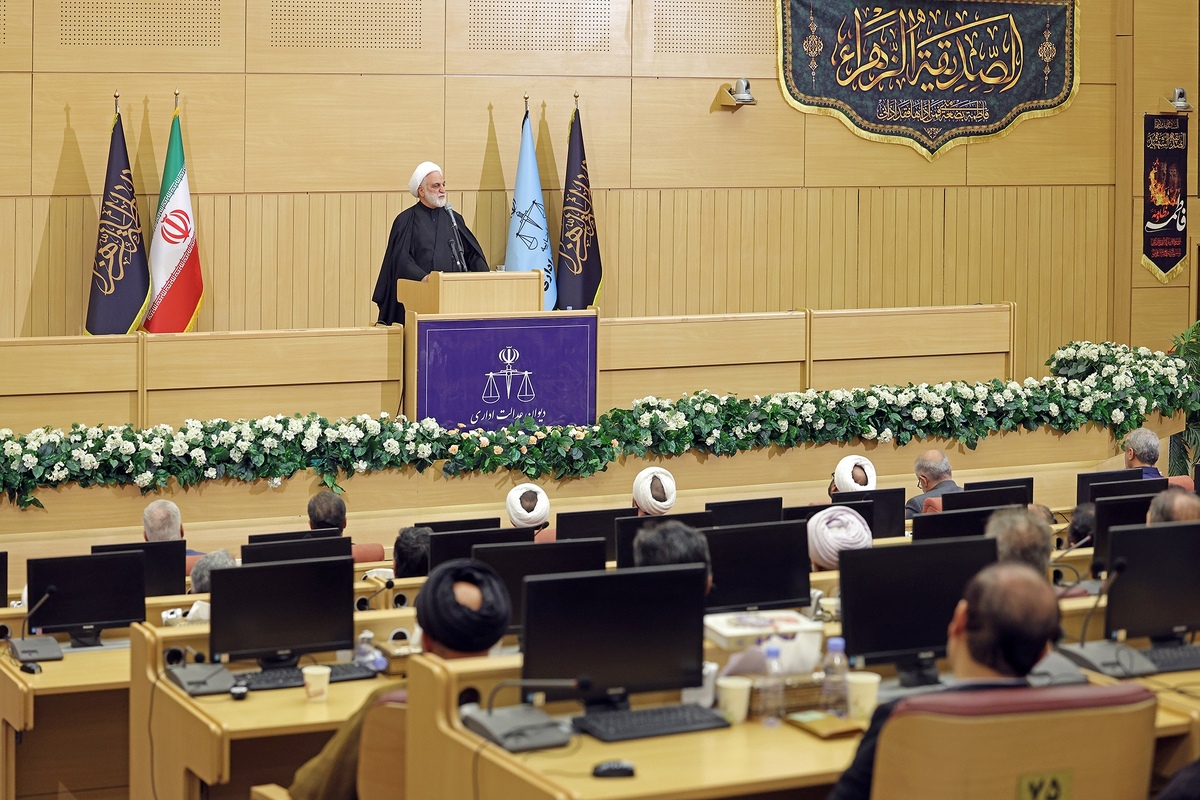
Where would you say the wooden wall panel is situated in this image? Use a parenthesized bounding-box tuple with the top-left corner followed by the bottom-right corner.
(803, 115, 968, 187)
(1079, 0, 1116, 85)
(0, 73, 31, 196)
(599, 364, 804, 411)
(0, 0, 32, 71)
(632, 0, 775, 78)
(809, 306, 1012, 362)
(810, 354, 1010, 391)
(598, 313, 805, 369)
(1132, 286, 1193, 351)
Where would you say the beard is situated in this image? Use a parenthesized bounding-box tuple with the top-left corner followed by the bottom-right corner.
(422, 189, 447, 208)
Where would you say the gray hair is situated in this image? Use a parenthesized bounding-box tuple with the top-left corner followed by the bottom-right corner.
(190, 549, 235, 593)
(1123, 428, 1160, 465)
(914, 451, 953, 482)
(1148, 488, 1200, 524)
(986, 507, 1053, 577)
(143, 499, 183, 542)
(633, 520, 711, 576)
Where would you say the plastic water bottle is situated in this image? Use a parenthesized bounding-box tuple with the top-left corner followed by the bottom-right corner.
(761, 644, 786, 725)
(820, 637, 849, 717)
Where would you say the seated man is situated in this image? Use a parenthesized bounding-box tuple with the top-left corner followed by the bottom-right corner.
(288, 559, 511, 800)
(904, 450, 962, 518)
(828, 562, 1060, 800)
(393, 526, 432, 579)
(807, 506, 872, 571)
(308, 490, 347, 533)
(505, 483, 555, 542)
(1123, 427, 1163, 479)
(987, 507, 1053, 576)
(1067, 502, 1096, 546)
(633, 519, 712, 592)
(1147, 487, 1200, 524)
(632, 466, 676, 516)
(189, 549, 235, 593)
(144, 498, 203, 555)
(827, 455, 877, 500)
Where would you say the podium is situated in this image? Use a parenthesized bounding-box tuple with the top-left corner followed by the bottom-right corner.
(396, 271, 542, 316)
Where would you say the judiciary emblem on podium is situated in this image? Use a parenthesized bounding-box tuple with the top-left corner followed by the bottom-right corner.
(483, 346, 536, 405)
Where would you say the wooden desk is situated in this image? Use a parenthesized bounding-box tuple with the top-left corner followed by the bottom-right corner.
(1086, 668, 1200, 778)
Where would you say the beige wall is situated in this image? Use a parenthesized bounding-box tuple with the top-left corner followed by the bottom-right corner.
(0, 0, 1194, 382)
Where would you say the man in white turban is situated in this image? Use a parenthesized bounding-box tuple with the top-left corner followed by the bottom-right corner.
(807, 506, 872, 571)
(827, 455, 877, 500)
(632, 467, 676, 516)
(506, 483, 550, 531)
(372, 161, 489, 324)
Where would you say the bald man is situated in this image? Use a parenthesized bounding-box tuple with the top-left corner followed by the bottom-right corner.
(1147, 487, 1200, 524)
(904, 450, 962, 518)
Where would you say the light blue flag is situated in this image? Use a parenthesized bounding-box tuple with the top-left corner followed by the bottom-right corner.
(505, 111, 557, 310)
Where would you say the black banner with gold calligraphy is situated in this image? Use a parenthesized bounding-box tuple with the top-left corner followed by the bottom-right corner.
(1142, 114, 1189, 283)
(779, 0, 1078, 160)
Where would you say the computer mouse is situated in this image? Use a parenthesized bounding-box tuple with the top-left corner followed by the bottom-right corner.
(230, 684, 249, 701)
(19, 662, 41, 674)
(592, 759, 635, 778)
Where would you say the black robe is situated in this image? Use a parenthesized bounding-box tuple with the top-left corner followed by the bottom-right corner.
(372, 203, 489, 325)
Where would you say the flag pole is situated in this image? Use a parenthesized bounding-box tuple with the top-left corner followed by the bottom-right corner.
(114, 90, 119, 115)
(174, 87, 179, 110)
(524, 92, 529, 114)
(574, 91, 579, 109)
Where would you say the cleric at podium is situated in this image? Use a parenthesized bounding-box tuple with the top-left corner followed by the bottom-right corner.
(372, 161, 489, 325)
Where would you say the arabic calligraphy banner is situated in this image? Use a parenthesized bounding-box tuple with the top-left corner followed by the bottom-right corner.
(1142, 115, 1189, 283)
(779, 0, 1079, 160)
(414, 314, 598, 427)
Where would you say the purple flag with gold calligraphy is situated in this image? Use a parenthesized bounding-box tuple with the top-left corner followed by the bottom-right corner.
(1142, 114, 1189, 283)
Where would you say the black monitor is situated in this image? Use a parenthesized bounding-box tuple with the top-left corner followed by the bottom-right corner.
(92, 539, 186, 596)
(471, 538, 608, 632)
(27, 552, 147, 648)
(1076, 468, 1142, 505)
(942, 486, 1030, 512)
(522, 564, 707, 710)
(830, 487, 905, 538)
(910, 505, 1017, 541)
(210, 556, 355, 669)
(703, 521, 810, 612)
(614, 511, 715, 569)
(246, 527, 341, 544)
(1106, 521, 1200, 643)
(0, 552, 6, 602)
(962, 477, 1034, 504)
(783, 500, 875, 536)
(415, 517, 503, 533)
(554, 507, 638, 562)
(241, 536, 353, 565)
(840, 536, 998, 687)
(1091, 493, 1158, 574)
(427, 527, 537, 571)
(1088, 477, 1168, 504)
(704, 497, 783, 527)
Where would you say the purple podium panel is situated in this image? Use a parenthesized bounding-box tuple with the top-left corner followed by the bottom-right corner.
(416, 315, 598, 427)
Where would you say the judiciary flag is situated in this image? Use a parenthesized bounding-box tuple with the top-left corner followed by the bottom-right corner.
(554, 109, 602, 311)
(86, 112, 151, 335)
(505, 111, 557, 310)
(144, 107, 204, 332)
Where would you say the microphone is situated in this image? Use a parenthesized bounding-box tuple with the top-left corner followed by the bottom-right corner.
(1050, 535, 1091, 564)
(485, 675, 592, 715)
(1076, 557, 1126, 648)
(356, 579, 395, 612)
(460, 676, 585, 752)
(444, 200, 467, 271)
(8, 586, 65, 664)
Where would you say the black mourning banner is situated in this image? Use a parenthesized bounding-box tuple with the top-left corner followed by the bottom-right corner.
(1142, 114, 1189, 283)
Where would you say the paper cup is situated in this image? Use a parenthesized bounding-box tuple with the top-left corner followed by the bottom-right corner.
(716, 675, 753, 724)
(818, 597, 840, 621)
(846, 671, 882, 721)
(302, 665, 332, 702)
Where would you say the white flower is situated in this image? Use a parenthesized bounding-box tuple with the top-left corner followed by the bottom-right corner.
(974, 386, 988, 401)
(262, 437, 278, 451)
(416, 443, 433, 459)
(48, 463, 68, 482)
(638, 413, 652, 427)
(1111, 409, 1126, 424)
(930, 407, 945, 422)
(866, 396, 879, 410)
(365, 419, 381, 436)
(1080, 398, 1094, 413)
(973, 401, 987, 417)
(171, 439, 189, 456)
(3, 441, 20, 457)
(134, 471, 154, 488)
(1001, 389, 1014, 402)
(150, 453, 164, 465)
(189, 448, 207, 465)
(217, 430, 236, 446)
(204, 467, 217, 479)
(302, 436, 318, 452)
(383, 439, 401, 456)
(79, 454, 99, 471)
(813, 418, 825, 430)
(991, 393, 1005, 406)
(878, 428, 893, 443)
(777, 419, 788, 433)
(862, 425, 878, 440)
(86, 427, 103, 440)
(702, 402, 718, 414)
(324, 428, 339, 441)
(288, 418, 304, 433)
(353, 460, 369, 474)
(268, 477, 283, 488)
(1049, 403, 1060, 416)
(911, 406, 927, 421)
(117, 440, 134, 455)
(949, 402, 962, 416)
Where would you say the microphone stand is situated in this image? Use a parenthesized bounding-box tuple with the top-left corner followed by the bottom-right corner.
(444, 201, 467, 272)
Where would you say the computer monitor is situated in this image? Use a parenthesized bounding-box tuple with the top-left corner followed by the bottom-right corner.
(783, 500, 875, 535)
(941, 485, 1030, 512)
(1076, 468, 1142, 505)
(246, 527, 341, 544)
(830, 487, 905, 538)
(471, 538, 608, 632)
(415, 517, 503, 533)
(0, 552, 7, 602)
(210, 556, 355, 669)
(92, 539, 186, 596)
(704, 497, 783, 527)
(1088, 477, 1168, 504)
(910, 505, 1017, 542)
(614, 511, 715, 568)
(26, 552, 147, 648)
(554, 507, 638, 561)
(1091, 493, 1158, 574)
(703, 521, 810, 612)
(839, 536, 998, 687)
(1106, 521, 1200, 643)
(962, 477, 1034, 504)
(240, 536, 353, 565)
(427, 527, 537, 571)
(522, 564, 707, 711)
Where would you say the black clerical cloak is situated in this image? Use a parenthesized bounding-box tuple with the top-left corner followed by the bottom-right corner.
(372, 203, 489, 325)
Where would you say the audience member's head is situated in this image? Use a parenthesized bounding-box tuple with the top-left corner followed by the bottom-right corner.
(189, 549, 235, 593)
(807, 506, 872, 571)
(505, 483, 550, 530)
(415, 559, 511, 658)
(394, 526, 432, 579)
(1147, 487, 1200, 524)
(143, 499, 183, 542)
(307, 491, 347, 532)
(827, 455, 877, 500)
(947, 562, 1060, 679)
(633, 520, 712, 592)
(914, 450, 953, 493)
(1123, 427, 1160, 468)
(1028, 503, 1055, 526)
(632, 467, 676, 516)
(1068, 502, 1096, 546)
(986, 507, 1054, 577)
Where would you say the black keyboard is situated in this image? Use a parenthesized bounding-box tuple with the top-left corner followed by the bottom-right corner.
(572, 703, 730, 742)
(1142, 644, 1200, 674)
(237, 662, 377, 692)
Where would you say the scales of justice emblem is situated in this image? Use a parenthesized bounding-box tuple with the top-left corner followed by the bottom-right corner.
(482, 346, 535, 404)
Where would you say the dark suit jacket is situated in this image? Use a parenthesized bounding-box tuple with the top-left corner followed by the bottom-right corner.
(903, 479, 962, 519)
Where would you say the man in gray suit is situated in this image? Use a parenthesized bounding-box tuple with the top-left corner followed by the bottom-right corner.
(904, 450, 962, 518)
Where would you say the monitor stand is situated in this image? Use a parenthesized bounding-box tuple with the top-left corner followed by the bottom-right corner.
(895, 654, 941, 688)
(258, 653, 301, 671)
(68, 630, 104, 649)
(63, 630, 132, 652)
(580, 694, 631, 715)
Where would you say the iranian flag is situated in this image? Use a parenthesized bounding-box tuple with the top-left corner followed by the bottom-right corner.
(144, 108, 203, 332)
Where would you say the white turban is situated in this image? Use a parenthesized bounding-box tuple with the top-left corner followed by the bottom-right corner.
(506, 483, 550, 528)
(632, 467, 676, 516)
(408, 161, 442, 197)
(833, 455, 877, 493)
(807, 506, 872, 571)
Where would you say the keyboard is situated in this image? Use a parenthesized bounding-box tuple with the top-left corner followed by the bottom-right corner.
(572, 703, 730, 742)
(237, 662, 377, 692)
(1142, 644, 1200, 674)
